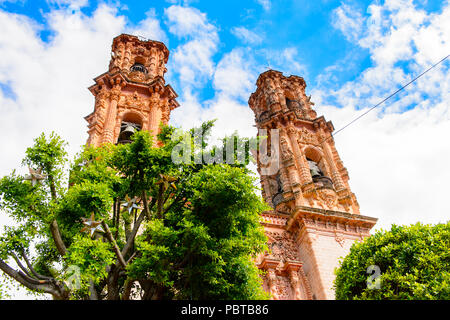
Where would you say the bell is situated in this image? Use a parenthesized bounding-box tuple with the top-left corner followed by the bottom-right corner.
(121, 124, 136, 135)
(118, 123, 136, 144)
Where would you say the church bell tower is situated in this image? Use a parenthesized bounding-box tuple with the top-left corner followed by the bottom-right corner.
(84, 35, 377, 300)
(85, 34, 179, 146)
(249, 70, 377, 299)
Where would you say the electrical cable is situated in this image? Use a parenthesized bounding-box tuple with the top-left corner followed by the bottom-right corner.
(321, 54, 450, 144)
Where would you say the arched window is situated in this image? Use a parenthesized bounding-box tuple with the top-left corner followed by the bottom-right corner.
(307, 158, 324, 177)
(286, 98, 302, 110)
(307, 157, 334, 189)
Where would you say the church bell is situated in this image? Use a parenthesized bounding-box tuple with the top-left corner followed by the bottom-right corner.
(118, 122, 138, 144)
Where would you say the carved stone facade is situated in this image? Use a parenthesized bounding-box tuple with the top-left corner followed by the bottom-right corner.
(249, 70, 377, 299)
(85, 34, 179, 147)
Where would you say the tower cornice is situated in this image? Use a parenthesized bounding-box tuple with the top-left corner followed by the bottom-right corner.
(112, 33, 170, 63)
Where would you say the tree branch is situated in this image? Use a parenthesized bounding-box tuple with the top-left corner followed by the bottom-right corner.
(121, 211, 146, 259)
(126, 251, 137, 265)
(142, 190, 155, 220)
(101, 221, 127, 269)
(120, 190, 154, 259)
(176, 244, 199, 269)
(50, 219, 67, 257)
(46, 173, 67, 258)
(122, 278, 134, 300)
(21, 250, 53, 281)
(11, 252, 34, 279)
(0, 258, 65, 298)
(163, 190, 185, 216)
(115, 197, 120, 239)
(156, 184, 164, 219)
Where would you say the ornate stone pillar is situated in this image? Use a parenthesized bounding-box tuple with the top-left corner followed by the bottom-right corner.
(267, 269, 278, 300)
(284, 261, 304, 300)
(321, 137, 345, 191)
(148, 90, 162, 138)
(102, 86, 121, 144)
(259, 258, 280, 300)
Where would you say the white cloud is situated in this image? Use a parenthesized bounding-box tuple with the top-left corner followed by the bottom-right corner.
(313, 0, 450, 231)
(231, 26, 263, 45)
(127, 9, 168, 44)
(331, 2, 365, 42)
(314, 96, 450, 232)
(0, 4, 126, 178)
(170, 47, 260, 152)
(260, 46, 307, 77)
(165, 5, 215, 38)
(213, 48, 257, 100)
(165, 5, 219, 89)
(256, 0, 271, 11)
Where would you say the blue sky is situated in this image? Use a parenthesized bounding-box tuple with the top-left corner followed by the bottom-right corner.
(0, 0, 449, 298)
(0, 0, 446, 111)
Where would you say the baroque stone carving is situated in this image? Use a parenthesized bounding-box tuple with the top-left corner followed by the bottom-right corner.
(266, 231, 299, 261)
(128, 71, 146, 82)
(123, 91, 146, 109)
(276, 203, 292, 215)
(334, 231, 345, 247)
(280, 137, 293, 161)
(275, 275, 293, 300)
(317, 188, 338, 209)
(267, 269, 279, 300)
(297, 128, 318, 145)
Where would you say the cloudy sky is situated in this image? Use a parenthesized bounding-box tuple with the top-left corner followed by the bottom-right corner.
(0, 0, 449, 297)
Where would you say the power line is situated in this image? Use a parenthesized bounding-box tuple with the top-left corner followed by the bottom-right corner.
(322, 53, 450, 144)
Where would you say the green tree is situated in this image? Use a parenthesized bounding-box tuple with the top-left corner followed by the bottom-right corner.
(0, 123, 269, 300)
(334, 222, 450, 300)
(0, 278, 6, 299)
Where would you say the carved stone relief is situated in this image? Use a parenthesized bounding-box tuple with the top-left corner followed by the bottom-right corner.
(266, 231, 300, 262)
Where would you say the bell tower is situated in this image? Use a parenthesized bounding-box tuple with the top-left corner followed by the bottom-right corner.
(249, 70, 377, 299)
(85, 34, 179, 146)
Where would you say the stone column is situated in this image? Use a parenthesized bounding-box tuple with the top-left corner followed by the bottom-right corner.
(102, 86, 121, 144)
(259, 258, 280, 300)
(148, 91, 162, 139)
(284, 261, 304, 300)
(321, 137, 345, 191)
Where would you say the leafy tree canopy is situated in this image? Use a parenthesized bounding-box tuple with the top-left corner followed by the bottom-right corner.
(334, 222, 450, 300)
(0, 122, 269, 300)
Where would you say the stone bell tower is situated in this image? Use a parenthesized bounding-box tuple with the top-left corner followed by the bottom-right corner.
(85, 34, 179, 146)
(249, 70, 377, 300)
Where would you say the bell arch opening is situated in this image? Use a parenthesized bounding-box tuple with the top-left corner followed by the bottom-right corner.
(130, 56, 148, 74)
(304, 147, 334, 189)
(117, 112, 143, 145)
